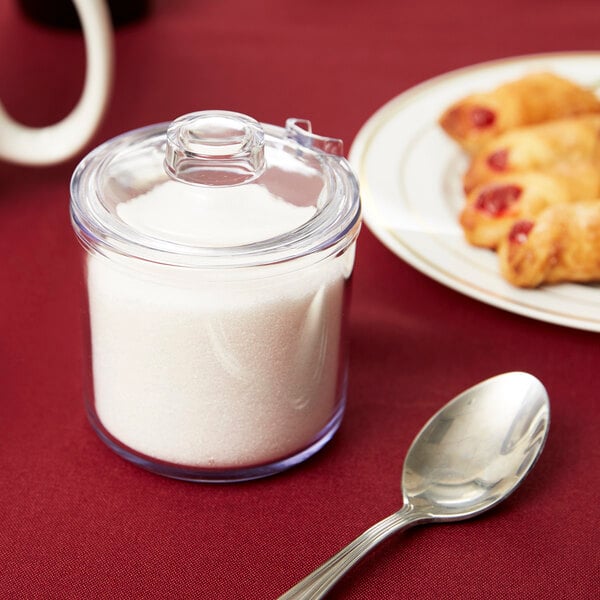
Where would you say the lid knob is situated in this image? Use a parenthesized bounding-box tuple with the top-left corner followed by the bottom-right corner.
(164, 111, 266, 186)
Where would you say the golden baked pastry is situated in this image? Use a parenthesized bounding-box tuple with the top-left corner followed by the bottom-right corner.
(460, 172, 577, 249)
(439, 72, 600, 154)
(438, 70, 600, 286)
(463, 114, 600, 192)
(497, 201, 600, 287)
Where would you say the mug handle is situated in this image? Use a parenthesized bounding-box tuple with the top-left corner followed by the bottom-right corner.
(0, 0, 113, 166)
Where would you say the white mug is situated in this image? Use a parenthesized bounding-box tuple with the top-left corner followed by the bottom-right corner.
(0, 0, 113, 166)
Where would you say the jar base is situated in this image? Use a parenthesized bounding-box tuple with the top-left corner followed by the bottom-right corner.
(86, 395, 346, 483)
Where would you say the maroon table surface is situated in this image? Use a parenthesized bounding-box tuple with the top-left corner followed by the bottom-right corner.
(1, 1, 599, 598)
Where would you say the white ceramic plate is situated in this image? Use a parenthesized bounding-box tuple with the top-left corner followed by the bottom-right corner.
(349, 52, 600, 332)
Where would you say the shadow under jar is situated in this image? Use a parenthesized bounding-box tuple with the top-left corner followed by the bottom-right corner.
(70, 111, 361, 482)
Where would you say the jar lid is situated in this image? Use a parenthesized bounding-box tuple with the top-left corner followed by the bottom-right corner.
(70, 110, 360, 268)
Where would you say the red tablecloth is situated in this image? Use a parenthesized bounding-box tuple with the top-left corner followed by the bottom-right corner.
(1, 1, 599, 598)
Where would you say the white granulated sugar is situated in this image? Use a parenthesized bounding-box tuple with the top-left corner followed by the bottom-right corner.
(87, 182, 349, 468)
(116, 180, 316, 246)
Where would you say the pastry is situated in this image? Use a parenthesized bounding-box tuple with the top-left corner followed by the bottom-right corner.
(439, 72, 600, 154)
(463, 114, 600, 192)
(459, 171, 600, 249)
(497, 201, 600, 287)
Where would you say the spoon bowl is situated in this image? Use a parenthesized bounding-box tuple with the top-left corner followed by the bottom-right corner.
(280, 372, 550, 599)
(403, 371, 549, 520)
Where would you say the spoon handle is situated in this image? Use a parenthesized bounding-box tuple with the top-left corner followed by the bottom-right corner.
(278, 504, 425, 600)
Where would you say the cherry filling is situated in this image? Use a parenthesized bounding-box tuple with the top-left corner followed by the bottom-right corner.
(474, 184, 522, 216)
(486, 148, 508, 171)
(470, 106, 496, 129)
(509, 220, 534, 244)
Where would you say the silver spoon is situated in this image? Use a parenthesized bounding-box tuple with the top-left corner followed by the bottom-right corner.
(279, 371, 550, 599)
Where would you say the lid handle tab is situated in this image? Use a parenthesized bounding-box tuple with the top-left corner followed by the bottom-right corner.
(285, 118, 344, 157)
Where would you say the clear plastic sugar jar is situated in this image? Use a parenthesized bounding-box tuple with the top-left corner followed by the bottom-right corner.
(70, 111, 361, 482)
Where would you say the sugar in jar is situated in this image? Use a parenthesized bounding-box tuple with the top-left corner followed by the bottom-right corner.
(70, 111, 361, 482)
